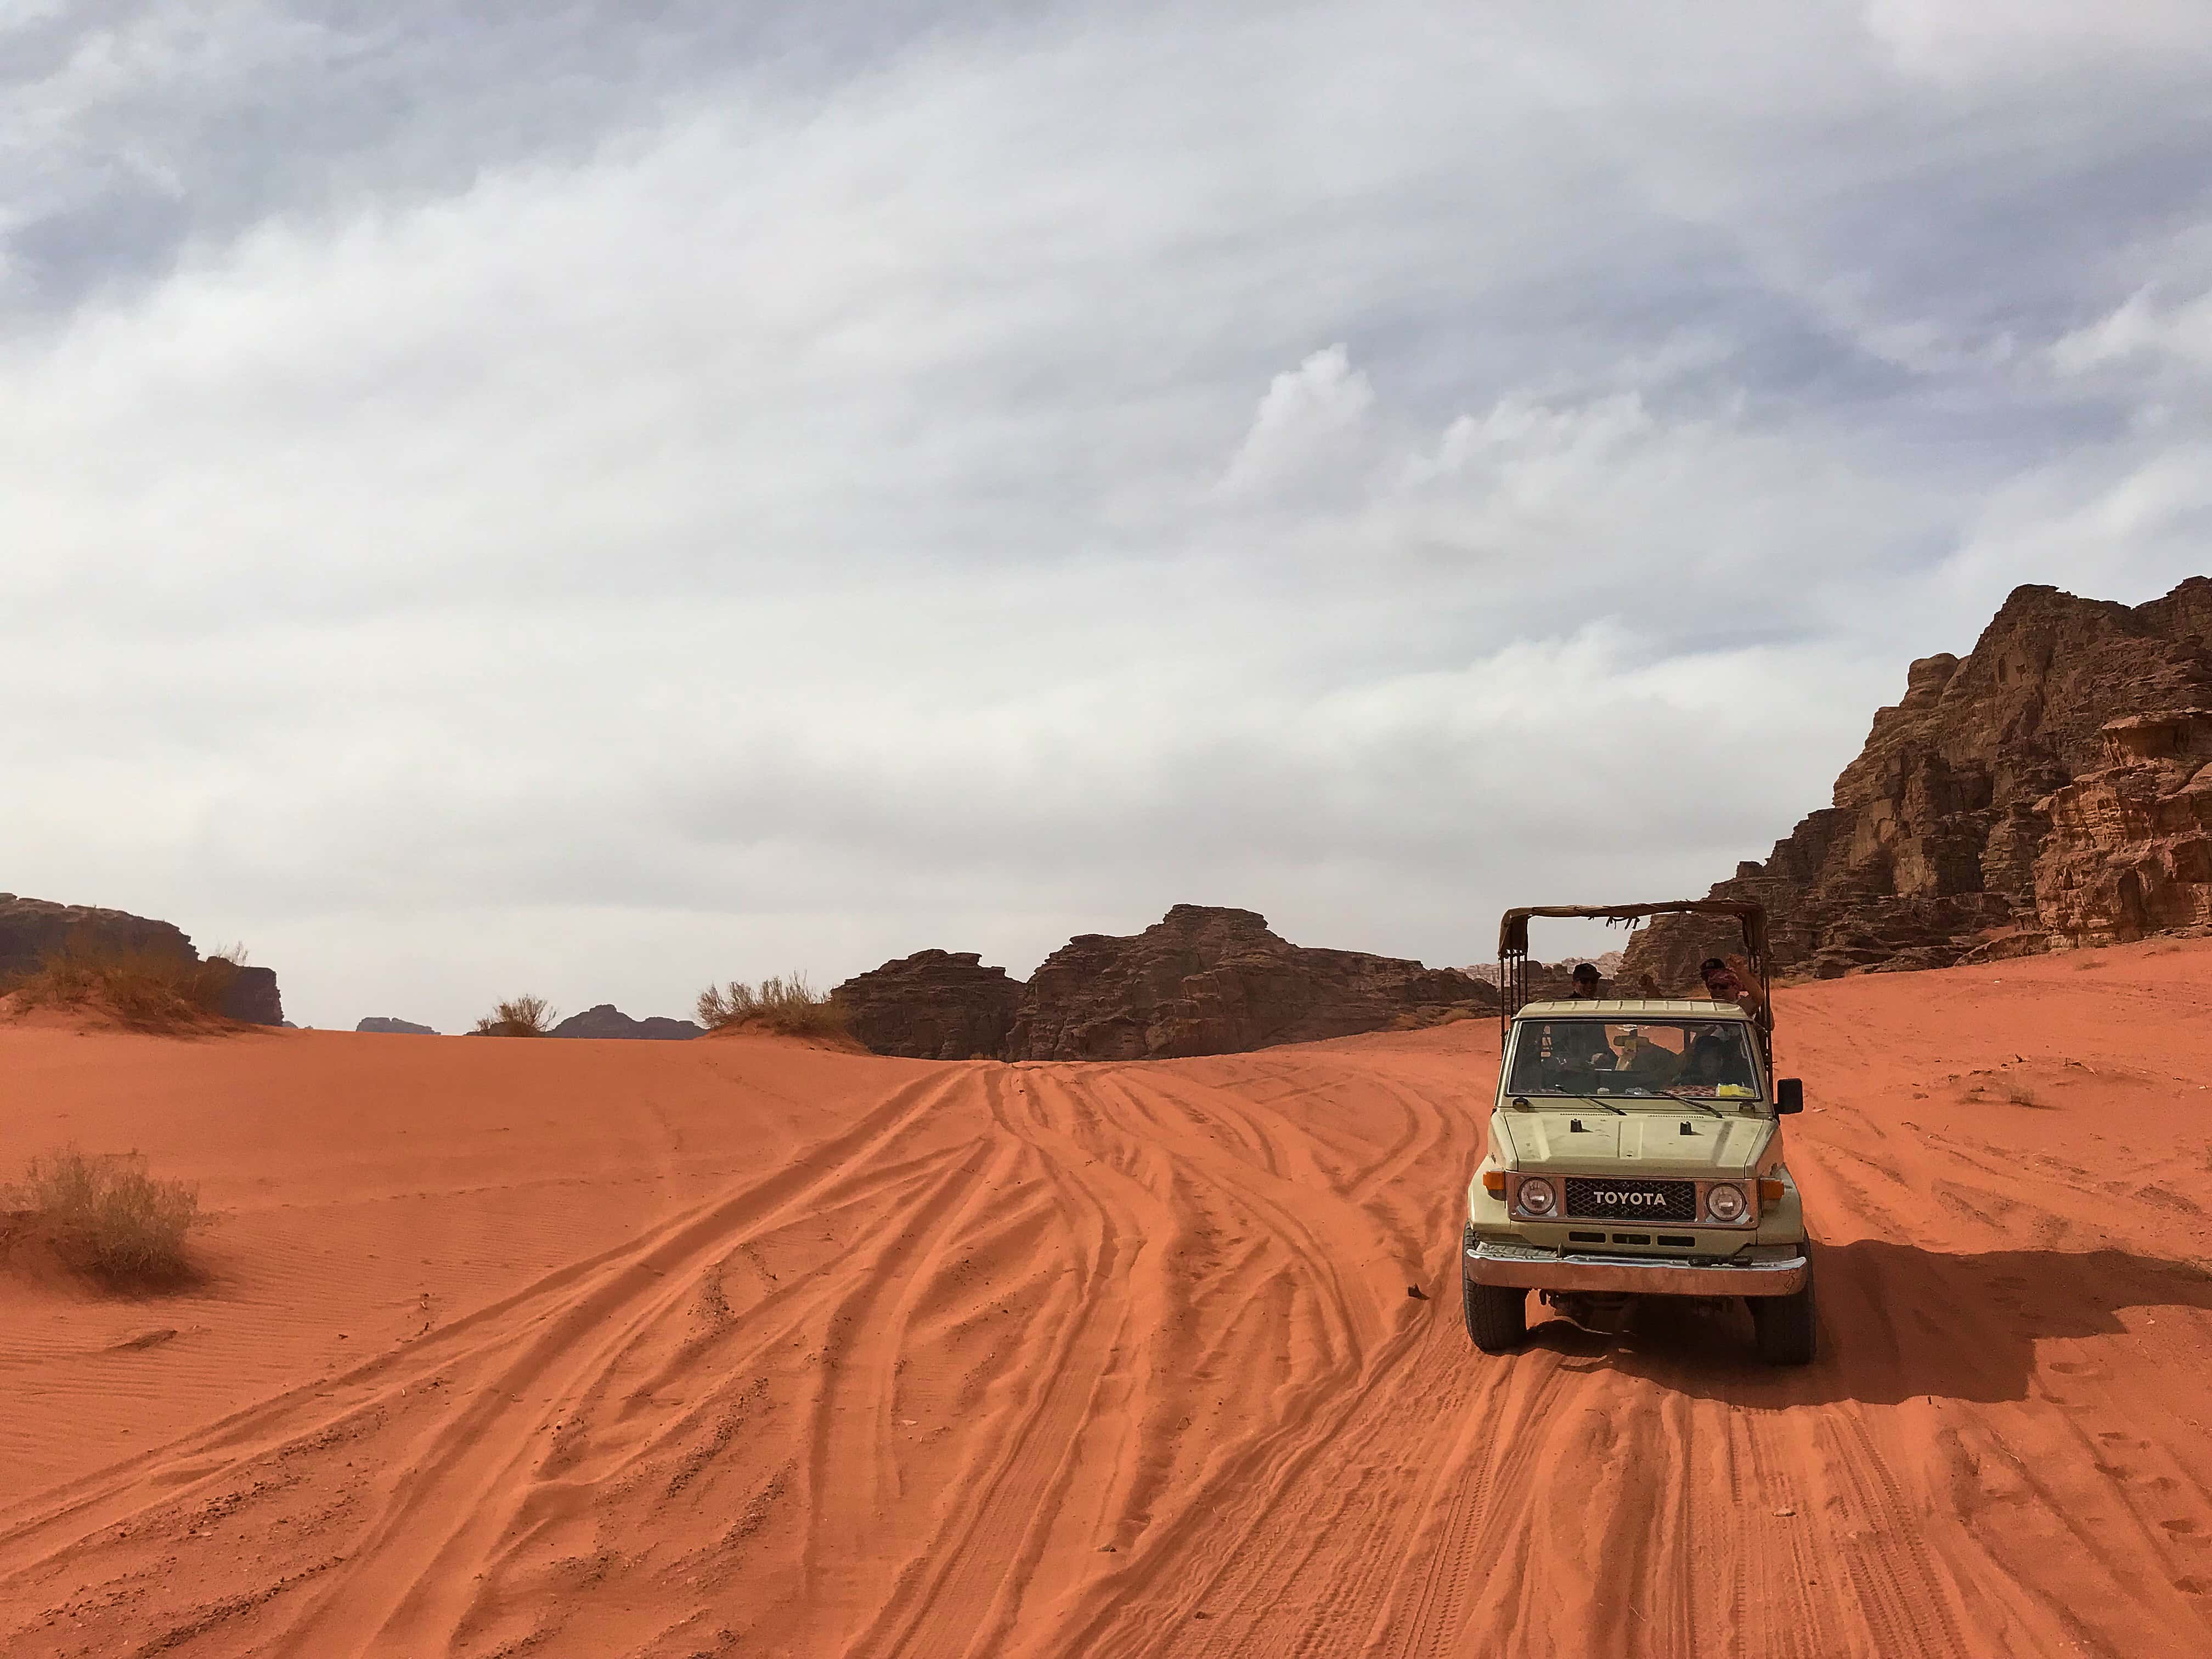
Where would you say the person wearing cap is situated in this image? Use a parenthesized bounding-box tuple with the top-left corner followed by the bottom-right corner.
(1566, 963, 1606, 1000)
(1700, 955, 1769, 1022)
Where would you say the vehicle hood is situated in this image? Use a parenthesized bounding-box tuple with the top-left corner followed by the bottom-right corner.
(1494, 1108, 1774, 1175)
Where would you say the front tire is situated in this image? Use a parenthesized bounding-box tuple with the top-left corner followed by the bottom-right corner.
(1463, 1273, 1528, 1353)
(1751, 1256, 1818, 1365)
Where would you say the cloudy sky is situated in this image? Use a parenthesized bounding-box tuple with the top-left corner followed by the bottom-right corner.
(5, 2, 2211, 1031)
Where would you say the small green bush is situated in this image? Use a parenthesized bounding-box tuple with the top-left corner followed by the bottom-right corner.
(14, 1148, 202, 1282)
(696, 973, 847, 1037)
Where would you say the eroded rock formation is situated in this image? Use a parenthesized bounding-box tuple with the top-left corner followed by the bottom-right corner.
(358, 1017, 439, 1035)
(838, 907, 1494, 1062)
(217, 964, 285, 1026)
(833, 950, 1022, 1059)
(1006, 906, 1496, 1061)
(0, 892, 286, 1025)
(550, 1005, 703, 1040)
(2034, 710, 2212, 943)
(1624, 579, 2212, 984)
(0, 893, 194, 977)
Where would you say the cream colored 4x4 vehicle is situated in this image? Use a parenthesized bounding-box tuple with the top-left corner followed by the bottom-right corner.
(1462, 901, 1816, 1365)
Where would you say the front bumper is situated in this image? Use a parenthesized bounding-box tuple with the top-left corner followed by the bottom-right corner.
(1464, 1239, 1808, 1298)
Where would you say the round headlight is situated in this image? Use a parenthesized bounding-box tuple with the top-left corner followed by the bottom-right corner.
(1518, 1177, 1556, 1216)
(1707, 1182, 1747, 1223)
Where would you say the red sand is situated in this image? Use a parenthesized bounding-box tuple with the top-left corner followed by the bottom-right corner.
(3, 941, 2211, 1657)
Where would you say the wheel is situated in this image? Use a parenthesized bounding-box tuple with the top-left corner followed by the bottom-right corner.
(1750, 1256, 1818, 1366)
(1463, 1273, 1528, 1353)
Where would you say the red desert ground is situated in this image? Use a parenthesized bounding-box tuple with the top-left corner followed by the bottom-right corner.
(3, 940, 2210, 1657)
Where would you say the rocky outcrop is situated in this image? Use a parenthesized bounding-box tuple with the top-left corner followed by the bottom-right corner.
(833, 909, 1495, 1062)
(833, 951, 1022, 1059)
(0, 893, 285, 1024)
(0, 893, 194, 977)
(358, 1017, 439, 1035)
(549, 1004, 703, 1041)
(217, 964, 285, 1026)
(2033, 710, 2212, 943)
(1624, 579, 2212, 984)
(1003, 905, 1496, 1061)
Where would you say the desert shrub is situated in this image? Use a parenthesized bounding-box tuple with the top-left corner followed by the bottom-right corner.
(2072, 955, 2106, 970)
(13, 1147, 201, 1282)
(473, 994, 558, 1036)
(3, 933, 240, 1031)
(2003, 1084, 2043, 1108)
(696, 973, 847, 1036)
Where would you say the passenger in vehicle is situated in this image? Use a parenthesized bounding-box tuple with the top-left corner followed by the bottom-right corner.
(1567, 963, 1606, 1000)
(1610, 1025, 1681, 1086)
(1679, 1027, 1754, 1090)
(1543, 1018, 1612, 1074)
(1700, 955, 1769, 1022)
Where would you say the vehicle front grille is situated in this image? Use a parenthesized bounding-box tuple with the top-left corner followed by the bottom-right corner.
(1564, 1177, 1696, 1223)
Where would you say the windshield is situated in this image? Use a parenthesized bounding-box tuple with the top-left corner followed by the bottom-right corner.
(1505, 1019, 1765, 1105)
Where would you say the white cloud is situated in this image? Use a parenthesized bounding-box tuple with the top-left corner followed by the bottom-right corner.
(1, 1, 2208, 1028)
(1864, 0, 2212, 82)
(1216, 345, 1376, 498)
(2052, 287, 2212, 375)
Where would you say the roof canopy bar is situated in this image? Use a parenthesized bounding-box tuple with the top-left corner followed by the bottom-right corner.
(1496, 899, 1773, 1066)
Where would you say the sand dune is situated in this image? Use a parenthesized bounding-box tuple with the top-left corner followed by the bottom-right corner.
(4, 944, 2212, 1657)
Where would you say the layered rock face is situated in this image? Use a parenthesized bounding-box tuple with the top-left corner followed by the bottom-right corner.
(1625, 579, 2212, 984)
(837, 907, 1494, 1063)
(2034, 710, 2212, 942)
(550, 1004, 703, 1040)
(217, 964, 285, 1026)
(833, 950, 1022, 1059)
(1006, 906, 1496, 1062)
(0, 893, 194, 977)
(0, 892, 286, 1024)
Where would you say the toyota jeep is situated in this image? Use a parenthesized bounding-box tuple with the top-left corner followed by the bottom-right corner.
(1460, 901, 1817, 1365)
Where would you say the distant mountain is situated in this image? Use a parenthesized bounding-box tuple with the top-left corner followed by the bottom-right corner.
(357, 1017, 438, 1035)
(549, 1004, 703, 1040)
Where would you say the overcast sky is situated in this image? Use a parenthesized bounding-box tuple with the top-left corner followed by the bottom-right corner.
(5, 2, 2211, 1030)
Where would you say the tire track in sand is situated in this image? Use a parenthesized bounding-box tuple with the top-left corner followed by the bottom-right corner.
(835, 1068, 1136, 1659)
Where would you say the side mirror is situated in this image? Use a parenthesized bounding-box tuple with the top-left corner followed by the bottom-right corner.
(1775, 1078, 1804, 1115)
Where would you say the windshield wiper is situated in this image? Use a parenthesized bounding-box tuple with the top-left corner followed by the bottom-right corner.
(1517, 1090, 1626, 1113)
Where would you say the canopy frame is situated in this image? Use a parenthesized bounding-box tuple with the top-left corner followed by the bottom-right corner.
(1496, 900, 1773, 1065)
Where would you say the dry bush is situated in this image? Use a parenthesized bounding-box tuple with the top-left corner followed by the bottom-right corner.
(2002, 1084, 2045, 1108)
(696, 973, 847, 1037)
(2146, 941, 2185, 956)
(473, 994, 558, 1036)
(3, 933, 240, 1031)
(2072, 955, 2107, 970)
(12, 1148, 202, 1283)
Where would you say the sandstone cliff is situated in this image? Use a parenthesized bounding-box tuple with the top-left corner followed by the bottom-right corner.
(1624, 579, 2212, 984)
(0, 893, 194, 977)
(358, 1016, 439, 1035)
(833, 950, 1022, 1060)
(836, 907, 1494, 1062)
(0, 893, 286, 1025)
(2034, 709, 2212, 943)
